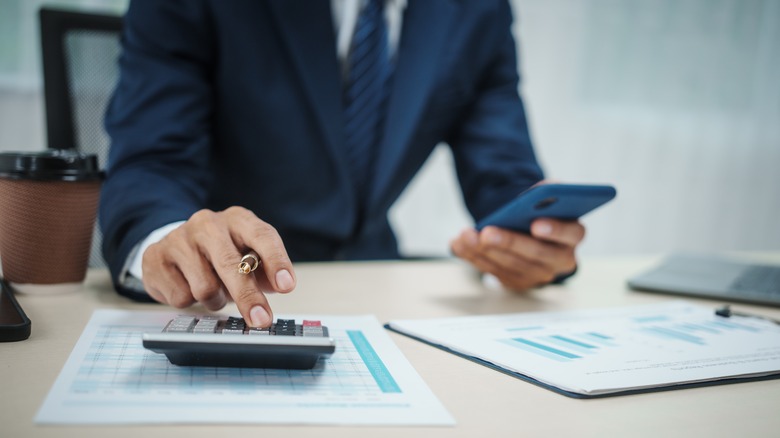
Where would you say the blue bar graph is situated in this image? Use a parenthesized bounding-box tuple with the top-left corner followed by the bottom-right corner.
(711, 319, 760, 332)
(643, 326, 706, 345)
(581, 332, 617, 346)
(679, 323, 720, 334)
(633, 315, 670, 323)
(347, 330, 401, 393)
(509, 338, 581, 360)
(544, 336, 598, 355)
(708, 320, 737, 330)
(506, 326, 544, 332)
(550, 335, 597, 349)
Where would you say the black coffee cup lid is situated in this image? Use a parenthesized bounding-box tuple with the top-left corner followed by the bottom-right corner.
(0, 150, 103, 182)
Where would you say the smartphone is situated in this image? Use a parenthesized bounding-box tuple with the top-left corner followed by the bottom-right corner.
(0, 279, 31, 342)
(476, 183, 617, 233)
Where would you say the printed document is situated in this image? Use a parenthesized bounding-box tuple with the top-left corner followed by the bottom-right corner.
(386, 301, 780, 397)
(36, 310, 453, 425)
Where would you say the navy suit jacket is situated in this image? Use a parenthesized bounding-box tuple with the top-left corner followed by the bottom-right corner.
(101, 0, 544, 300)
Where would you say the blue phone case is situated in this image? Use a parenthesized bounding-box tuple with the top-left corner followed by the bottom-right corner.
(475, 184, 617, 232)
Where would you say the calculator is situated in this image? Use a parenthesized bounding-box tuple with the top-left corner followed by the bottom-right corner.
(142, 315, 336, 369)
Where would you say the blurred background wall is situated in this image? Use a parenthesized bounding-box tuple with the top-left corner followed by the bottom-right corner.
(1, 0, 778, 258)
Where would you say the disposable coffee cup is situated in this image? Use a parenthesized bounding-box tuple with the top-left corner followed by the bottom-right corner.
(0, 150, 103, 294)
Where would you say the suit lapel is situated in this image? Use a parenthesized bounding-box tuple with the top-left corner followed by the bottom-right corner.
(369, 0, 460, 207)
(266, 1, 351, 196)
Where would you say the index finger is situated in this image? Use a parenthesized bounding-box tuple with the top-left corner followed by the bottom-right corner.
(194, 219, 274, 328)
(226, 207, 296, 294)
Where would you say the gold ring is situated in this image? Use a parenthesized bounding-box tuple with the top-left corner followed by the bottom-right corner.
(238, 252, 260, 274)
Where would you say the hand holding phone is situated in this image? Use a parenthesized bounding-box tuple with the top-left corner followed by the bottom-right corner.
(476, 183, 616, 233)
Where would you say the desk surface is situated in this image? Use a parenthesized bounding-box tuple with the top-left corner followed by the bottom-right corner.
(3, 255, 780, 438)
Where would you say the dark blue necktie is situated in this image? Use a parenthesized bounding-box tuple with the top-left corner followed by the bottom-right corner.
(343, 0, 391, 205)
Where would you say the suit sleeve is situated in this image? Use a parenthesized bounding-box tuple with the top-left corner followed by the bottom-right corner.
(447, 1, 545, 221)
(100, 0, 215, 300)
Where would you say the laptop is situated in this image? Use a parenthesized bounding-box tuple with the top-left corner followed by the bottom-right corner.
(628, 253, 780, 307)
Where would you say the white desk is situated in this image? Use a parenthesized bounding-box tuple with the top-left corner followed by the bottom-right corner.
(3, 255, 779, 437)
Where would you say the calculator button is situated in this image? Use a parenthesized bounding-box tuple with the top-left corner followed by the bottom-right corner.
(302, 320, 324, 337)
(164, 316, 197, 333)
(221, 328, 245, 334)
(303, 328, 323, 337)
(193, 316, 219, 333)
(275, 319, 295, 329)
(247, 327, 270, 335)
(275, 328, 296, 336)
(221, 317, 246, 334)
(273, 319, 296, 336)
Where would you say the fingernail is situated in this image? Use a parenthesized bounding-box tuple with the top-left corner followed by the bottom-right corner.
(486, 231, 503, 245)
(534, 222, 553, 236)
(276, 269, 294, 291)
(250, 305, 270, 327)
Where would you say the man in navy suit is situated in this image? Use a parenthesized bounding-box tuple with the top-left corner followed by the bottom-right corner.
(101, 0, 585, 327)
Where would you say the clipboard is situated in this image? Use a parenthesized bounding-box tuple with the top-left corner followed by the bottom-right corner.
(385, 302, 780, 398)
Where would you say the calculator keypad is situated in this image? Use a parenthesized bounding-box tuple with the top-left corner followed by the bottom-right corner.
(163, 316, 327, 337)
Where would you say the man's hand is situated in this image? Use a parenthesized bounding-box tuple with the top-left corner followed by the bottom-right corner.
(450, 218, 585, 291)
(141, 207, 295, 327)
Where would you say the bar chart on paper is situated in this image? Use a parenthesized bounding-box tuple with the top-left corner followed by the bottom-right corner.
(36, 310, 453, 425)
(501, 310, 769, 362)
(387, 302, 780, 397)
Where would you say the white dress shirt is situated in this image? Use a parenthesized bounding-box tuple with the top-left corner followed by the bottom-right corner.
(332, 0, 407, 68)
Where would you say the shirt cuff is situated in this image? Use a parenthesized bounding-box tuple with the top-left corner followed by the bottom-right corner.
(480, 266, 578, 290)
(120, 221, 186, 290)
